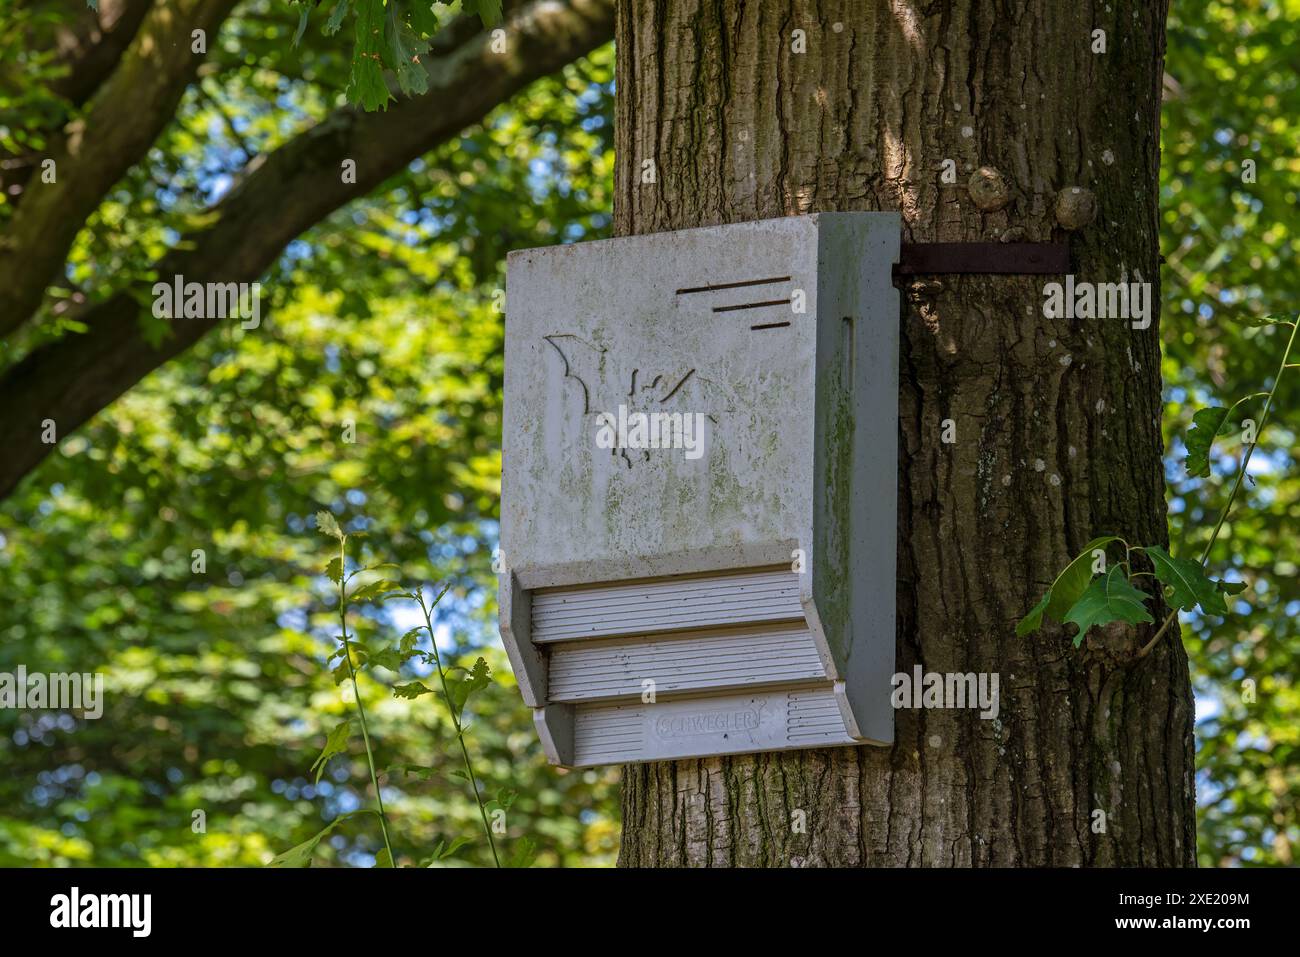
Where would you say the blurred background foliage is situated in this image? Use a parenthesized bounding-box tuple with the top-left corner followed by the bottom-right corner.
(1161, 0, 1299, 866)
(0, 0, 1294, 866)
(1, 3, 618, 867)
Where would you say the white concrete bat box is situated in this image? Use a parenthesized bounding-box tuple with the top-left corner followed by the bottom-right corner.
(499, 213, 900, 768)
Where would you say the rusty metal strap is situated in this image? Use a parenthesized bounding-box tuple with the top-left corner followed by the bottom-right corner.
(893, 242, 1069, 277)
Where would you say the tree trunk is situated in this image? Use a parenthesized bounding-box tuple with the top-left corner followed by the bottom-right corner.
(614, 0, 1194, 867)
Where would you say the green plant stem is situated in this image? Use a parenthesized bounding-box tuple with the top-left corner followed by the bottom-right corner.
(1138, 319, 1299, 658)
(338, 535, 395, 865)
(419, 584, 501, 868)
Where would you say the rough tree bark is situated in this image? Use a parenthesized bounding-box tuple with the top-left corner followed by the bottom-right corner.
(615, 0, 1194, 866)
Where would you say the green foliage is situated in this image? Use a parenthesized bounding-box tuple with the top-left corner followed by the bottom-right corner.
(1162, 0, 1300, 865)
(1145, 545, 1228, 616)
(399, 584, 503, 866)
(463, 0, 503, 26)
(316, 510, 344, 540)
(346, 0, 390, 111)
(1016, 537, 1119, 637)
(385, 2, 432, 98)
(0, 7, 76, 163)
(0, 31, 620, 867)
(1061, 567, 1155, 646)
(296, 0, 500, 111)
(348, 578, 403, 603)
(319, 528, 396, 864)
(270, 810, 377, 867)
(1184, 407, 1230, 478)
(272, 523, 507, 866)
(444, 657, 491, 721)
(311, 720, 355, 784)
(1019, 324, 1294, 649)
(506, 836, 537, 868)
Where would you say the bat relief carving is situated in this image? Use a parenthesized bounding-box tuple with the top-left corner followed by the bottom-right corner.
(542, 334, 712, 468)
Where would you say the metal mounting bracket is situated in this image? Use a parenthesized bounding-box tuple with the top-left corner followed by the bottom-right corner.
(893, 241, 1069, 278)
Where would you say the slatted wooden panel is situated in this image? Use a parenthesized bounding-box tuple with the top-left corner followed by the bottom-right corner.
(547, 625, 826, 702)
(530, 568, 802, 643)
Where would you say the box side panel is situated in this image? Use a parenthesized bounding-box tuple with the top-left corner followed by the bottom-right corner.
(811, 212, 900, 744)
(497, 572, 545, 707)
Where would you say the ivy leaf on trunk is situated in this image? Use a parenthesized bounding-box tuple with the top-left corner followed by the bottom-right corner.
(1016, 536, 1120, 636)
(1144, 545, 1229, 616)
(1063, 567, 1155, 646)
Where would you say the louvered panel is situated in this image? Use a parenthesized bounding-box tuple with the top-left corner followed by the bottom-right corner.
(570, 686, 854, 767)
(548, 626, 826, 702)
(531, 568, 803, 643)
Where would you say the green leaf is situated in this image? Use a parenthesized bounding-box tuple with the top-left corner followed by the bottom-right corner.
(374, 847, 394, 868)
(407, 0, 440, 35)
(1062, 567, 1154, 647)
(349, 578, 403, 603)
(393, 681, 434, 699)
(310, 719, 353, 784)
(269, 834, 322, 867)
(1143, 545, 1228, 616)
(292, 4, 310, 48)
(507, 837, 537, 869)
(1215, 579, 1248, 596)
(268, 810, 374, 867)
(1185, 406, 1230, 478)
(1018, 591, 1051, 638)
(464, 0, 504, 27)
(398, 627, 422, 656)
(325, 556, 343, 584)
(367, 646, 407, 671)
(323, 0, 350, 35)
(1237, 313, 1298, 327)
(347, 0, 391, 111)
(420, 841, 445, 866)
(1016, 536, 1120, 636)
(316, 510, 343, 540)
(445, 657, 491, 720)
(386, 763, 435, 780)
(385, 1, 431, 98)
(437, 836, 473, 859)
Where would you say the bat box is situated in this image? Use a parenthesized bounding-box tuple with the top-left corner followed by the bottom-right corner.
(499, 213, 900, 767)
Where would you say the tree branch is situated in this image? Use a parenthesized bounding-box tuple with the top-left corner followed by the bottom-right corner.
(51, 0, 157, 106)
(0, 0, 241, 338)
(0, 0, 615, 502)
